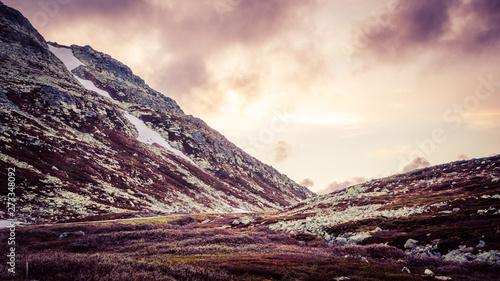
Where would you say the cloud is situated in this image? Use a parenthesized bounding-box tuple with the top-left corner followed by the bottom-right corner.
(366, 146, 414, 158)
(401, 157, 430, 173)
(457, 154, 469, 160)
(4, 0, 325, 116)
(283, 111, 365, 126)
(157, 54, 209, 97)
(317, 176, 368, 195)
(299, 178, 314, 188)
(354, 0, 500, 62)
(273, 141, 292, 163)
(466, 110, 500, 129)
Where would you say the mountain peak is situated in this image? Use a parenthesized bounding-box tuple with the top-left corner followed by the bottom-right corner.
(0, 1, 47, 52)
(67, 43, 185, 115)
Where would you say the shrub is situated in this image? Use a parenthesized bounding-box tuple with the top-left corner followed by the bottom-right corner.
(364, 244, 407, 260)
(168, 216, 196, 226)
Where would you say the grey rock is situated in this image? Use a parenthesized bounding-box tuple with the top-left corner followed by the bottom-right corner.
(334, 237, 349, 245)
(0, 90, 19, 110)
(59, 231, 85, 239)
(404, 238, 419, 249)
(476, 250, 500, 263)
(424, 269, 435, 278)
(477, 240, 485, 248)
(232, 218, 254, 225)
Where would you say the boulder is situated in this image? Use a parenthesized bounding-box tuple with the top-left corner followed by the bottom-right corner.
(335, 236, 349, 245)
(404, 238, 419, 249)
(359, 256, 369, 263)
(401, 266, 411, 273)
(424, 269, 435, 278)
(232, 217, 254, 225)
(477, 240, 485, 248)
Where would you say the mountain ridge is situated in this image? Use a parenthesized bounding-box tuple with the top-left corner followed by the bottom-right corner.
(267, 153, 500, 263)
(0, 1, 314, 224)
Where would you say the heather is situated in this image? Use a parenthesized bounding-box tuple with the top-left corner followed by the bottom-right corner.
(1, 215, 498, 281)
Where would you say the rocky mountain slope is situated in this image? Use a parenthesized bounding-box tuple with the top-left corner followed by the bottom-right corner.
(0, 2, 314, 223)
(266, 154, 500, 264)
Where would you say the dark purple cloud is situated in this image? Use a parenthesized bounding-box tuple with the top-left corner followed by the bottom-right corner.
(405, 0, 454, 43)
(458, 0, 500, 48)
(4, 0, 319, 114)
(355, 0, 500, 61)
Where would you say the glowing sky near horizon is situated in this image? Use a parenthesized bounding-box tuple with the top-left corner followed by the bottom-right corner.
(5, 0, 500, 193)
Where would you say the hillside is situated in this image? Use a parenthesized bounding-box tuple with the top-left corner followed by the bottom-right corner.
(268, 155, 500, 263)
(0, 1, 313, 224)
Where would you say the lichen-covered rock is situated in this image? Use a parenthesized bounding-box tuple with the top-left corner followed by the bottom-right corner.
(424, 269, 435, 278)
(232, 218, 254, 225)
(404, 238, 419, 249)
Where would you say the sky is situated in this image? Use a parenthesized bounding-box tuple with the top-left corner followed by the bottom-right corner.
(5, 0, 500, 193)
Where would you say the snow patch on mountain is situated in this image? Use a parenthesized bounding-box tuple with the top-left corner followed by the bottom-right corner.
(73, 77, 111, 98)
(124, 113, 196, 166)
(48, 44, 111, 98)
(48, 45, 83, 70)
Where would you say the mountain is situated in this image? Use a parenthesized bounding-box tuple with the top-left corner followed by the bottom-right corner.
(0, 2, 314, 223)
(1, 3, 500, 280)
(267, 154, 500, 263)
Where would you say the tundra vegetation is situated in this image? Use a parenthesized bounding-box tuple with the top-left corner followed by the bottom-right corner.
(0, 213, 498, 281)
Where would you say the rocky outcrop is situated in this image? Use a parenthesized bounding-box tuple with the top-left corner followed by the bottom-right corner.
(70, 44, 184, 115)
(68, 44, 313, 204)
(404, 239, 419, 249)
(0, 1, 46, 51)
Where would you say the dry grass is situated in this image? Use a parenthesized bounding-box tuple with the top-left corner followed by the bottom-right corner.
(1, 215, 498, 281)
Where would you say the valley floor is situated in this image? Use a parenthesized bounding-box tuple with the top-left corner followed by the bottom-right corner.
(1, 214, 498, 281)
